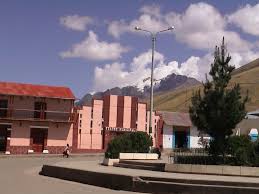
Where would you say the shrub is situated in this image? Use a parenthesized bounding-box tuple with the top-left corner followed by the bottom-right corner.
(105, 131, 153, 159)
(226, 135, 254, 166)
(174, 136, 259, 166)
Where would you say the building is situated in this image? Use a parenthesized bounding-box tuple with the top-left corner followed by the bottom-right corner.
(75, 95, 161, 151)
(235, 110, 259, 141)
(0, 82, 76, 154)
(158, 111, 207, 149)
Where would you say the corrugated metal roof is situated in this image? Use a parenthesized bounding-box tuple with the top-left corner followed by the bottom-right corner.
(157, 111, 192, 127)
(0, 82, 75, 99)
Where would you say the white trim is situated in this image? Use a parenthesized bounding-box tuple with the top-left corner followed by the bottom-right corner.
(0, 123, 12, 126)
(30, 126, 49, 129)
(43, 150, 49, 154)
(28, 149, 34, 154)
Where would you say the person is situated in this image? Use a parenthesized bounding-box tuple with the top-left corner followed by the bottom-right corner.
(63, 144, 70, 158)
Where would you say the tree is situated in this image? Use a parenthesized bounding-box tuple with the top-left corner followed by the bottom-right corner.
(189, 37, 248, 156)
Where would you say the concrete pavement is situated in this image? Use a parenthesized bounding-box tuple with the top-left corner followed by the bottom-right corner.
(40, 160, 259, 193)
(0, 156, 143, 194)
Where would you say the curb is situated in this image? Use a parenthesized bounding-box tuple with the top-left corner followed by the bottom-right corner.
(39, 164, 259, 194)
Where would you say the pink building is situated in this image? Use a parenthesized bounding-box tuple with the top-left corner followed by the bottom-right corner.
(0, 81, 163, 155)
(0, 82, 76, 154)
(75, 95, 161, 151)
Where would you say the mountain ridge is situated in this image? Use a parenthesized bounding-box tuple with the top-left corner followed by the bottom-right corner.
(78, 73, 200, 105)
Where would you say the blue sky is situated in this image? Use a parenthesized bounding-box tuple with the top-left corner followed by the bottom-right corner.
(0, 0, 259, 98)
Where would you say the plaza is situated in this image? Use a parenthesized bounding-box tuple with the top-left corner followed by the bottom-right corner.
(0, 155, 144, 194)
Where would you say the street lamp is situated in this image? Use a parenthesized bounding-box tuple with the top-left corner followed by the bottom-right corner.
(135, 26, 174, 136)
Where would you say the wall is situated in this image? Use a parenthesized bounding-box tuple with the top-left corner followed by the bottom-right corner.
(163, 124, 173, 149)
(91, 100, 103, 149)
(10, 121, 30, 146)
(77, 100, 103, 150)
(123, 96, 132, 128)
(109, 95, 118, 127)
(137, 103, 147, 132)
(190, 127, 201, 148)
(146, 111, 159, 147)
(47, 123, 73, 146)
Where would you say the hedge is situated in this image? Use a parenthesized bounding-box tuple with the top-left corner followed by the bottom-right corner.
(105, 131, 153, 159)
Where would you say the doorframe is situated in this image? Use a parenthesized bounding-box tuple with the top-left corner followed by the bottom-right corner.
(172, 127, 190, 149)
(30, 127, 48, 152)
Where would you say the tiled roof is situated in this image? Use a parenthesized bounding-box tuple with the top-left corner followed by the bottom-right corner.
(157, 111, 192, 127)
(0, 82, 75, 99)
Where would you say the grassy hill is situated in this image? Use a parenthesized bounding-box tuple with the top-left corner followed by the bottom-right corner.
(151, 58, 259, 112)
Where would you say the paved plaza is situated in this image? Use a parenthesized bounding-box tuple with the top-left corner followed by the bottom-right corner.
(0, 155, 143, 194)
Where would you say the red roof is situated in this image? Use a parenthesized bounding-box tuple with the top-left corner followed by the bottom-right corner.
(0, 82, 75, 99)
(157, 111, 192, 127)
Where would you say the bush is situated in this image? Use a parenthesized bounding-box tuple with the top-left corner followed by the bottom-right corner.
(105, 131, 153, 159)
(226, 135, 255, 166)
(174, 136, 259, 166)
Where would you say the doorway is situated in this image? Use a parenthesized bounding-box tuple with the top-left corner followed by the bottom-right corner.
(174, 130, 189, 148)
(30, 128, 47, 153)
(0, 127, 7, 152)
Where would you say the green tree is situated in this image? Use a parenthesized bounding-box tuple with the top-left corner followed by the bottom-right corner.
(189, 37, 248, 157)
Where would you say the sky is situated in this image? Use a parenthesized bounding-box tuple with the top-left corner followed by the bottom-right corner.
(0, 0, 259, 99)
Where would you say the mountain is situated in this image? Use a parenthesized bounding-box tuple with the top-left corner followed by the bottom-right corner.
(151, 58, 259, 112)
(78, 73, 200, 105)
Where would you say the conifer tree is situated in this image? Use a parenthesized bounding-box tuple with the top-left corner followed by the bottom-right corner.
(189, 37, 248, 156)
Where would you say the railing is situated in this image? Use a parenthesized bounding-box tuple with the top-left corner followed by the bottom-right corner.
(168, 148, 236, 165)
(168, 148, 209, 164)
(0, 108, 75, 122)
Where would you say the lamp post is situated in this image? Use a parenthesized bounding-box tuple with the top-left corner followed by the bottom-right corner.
(135, 26, 174, 136)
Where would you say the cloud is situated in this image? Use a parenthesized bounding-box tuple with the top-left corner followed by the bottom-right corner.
(60, 31, 129, 61)
(93, 50, 163, 91)
(108, 3, 251, 52)
(107, 5, 168, 39)
(60, 15, 93, 31)
(165, 3, 251, 52)
(93, 50, 212, 91)
(228, 4, 259, 36)
(93, 46, 259, 91)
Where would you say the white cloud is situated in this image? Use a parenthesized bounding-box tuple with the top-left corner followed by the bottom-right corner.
(60, 15, 93, 31)
(93, 50, 211, 91)
(60, 31, 129, 61)
(107, 5, 168, 39)
(108, 3, 251, 52)
(139, 4, 162, 18)
(165, 2, 251, 52)
(93, 47, 259, 91)
(93, 50, 163, 91)
(228, 4, 259, 36)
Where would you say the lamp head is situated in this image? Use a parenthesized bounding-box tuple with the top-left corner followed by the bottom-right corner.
(135, 26, 141, 31)
(168, 26, 175, 30)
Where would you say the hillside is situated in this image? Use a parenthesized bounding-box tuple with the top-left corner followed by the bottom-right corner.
(151, 58, 259, 112)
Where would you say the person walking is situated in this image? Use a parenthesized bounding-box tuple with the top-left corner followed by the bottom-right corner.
(63, 144, 70, 158)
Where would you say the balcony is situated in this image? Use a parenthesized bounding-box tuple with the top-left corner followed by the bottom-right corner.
(0, 108, 75, 123)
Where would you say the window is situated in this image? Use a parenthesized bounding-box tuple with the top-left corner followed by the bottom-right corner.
(91, 108, 93, 118)
(0, 100, 8, 117)
(80, 114, 82, 118)
(34, 102, 47, 119)
(90, 120, 93, 128)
